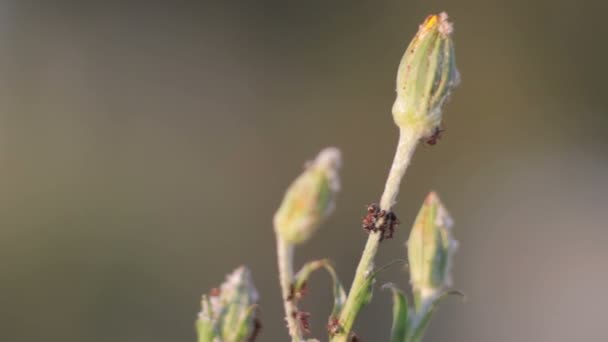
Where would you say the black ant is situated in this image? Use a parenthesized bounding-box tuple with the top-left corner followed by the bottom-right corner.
(362, 203, 399, 241)
(424, 126, 445, 146)
(247, 317, 262, 341)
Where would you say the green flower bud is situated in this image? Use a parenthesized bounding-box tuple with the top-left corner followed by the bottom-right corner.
(407, 192, 457, 300)
(274, 147, 341, 244)
(197, 266, 259, 342)
(392, 12, 460, 138)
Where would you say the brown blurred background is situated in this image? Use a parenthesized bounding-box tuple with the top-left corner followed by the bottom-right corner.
(1, 1, 607, 341)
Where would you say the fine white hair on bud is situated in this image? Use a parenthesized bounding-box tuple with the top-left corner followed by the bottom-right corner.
(438, 12, 454, 36)
(407, 192, 457, 300)
(197, 266, 259, 342)
(392, 12, 460, 140)
(274, 147, 342, 245)
(312, 146, 341, 193)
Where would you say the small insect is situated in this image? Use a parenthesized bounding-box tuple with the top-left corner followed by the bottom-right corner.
(327, 316, 342, 335)
(362, 203, 381, 233)
(350, 333, 361, 342)
(247, 317, 262, 342)
(209, 287, 221, 297)
(362, 203, 399, 241)
(382, 211, 399, 240)
(292, 311, 311, 334)
(425, 126, 445, 146)
(287, 282, 308, 302)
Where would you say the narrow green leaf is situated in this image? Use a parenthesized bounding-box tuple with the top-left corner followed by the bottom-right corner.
(370, 259, 407, 279)
(410, 290, 464, 342)
(383, 284, 410, 342)
(294, 259, 347, 317)
(413, 289, 422, 313)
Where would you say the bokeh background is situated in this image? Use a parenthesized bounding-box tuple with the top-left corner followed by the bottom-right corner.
(1, 1, 607, 341)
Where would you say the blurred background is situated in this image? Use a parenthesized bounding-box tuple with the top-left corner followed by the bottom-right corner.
(1, 1, 607, 341)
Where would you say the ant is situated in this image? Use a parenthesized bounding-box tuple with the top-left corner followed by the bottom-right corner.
(362, 203, 399, 241)
(382, 211, 399, 240)
(362, 204, 380, 233)
(424, 126, 445, 146)
(291, 310, 311, 334)
(327, 316, 342, 335)
(247, 317, 262, 341)
(286, 282, 308, 302)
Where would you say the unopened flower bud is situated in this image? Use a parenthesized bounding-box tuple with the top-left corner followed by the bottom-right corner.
(197, 266, 259, 342)
(274, 147, 341, 244)
(407, 192, 457, 301)
(392, 12, 460, 138)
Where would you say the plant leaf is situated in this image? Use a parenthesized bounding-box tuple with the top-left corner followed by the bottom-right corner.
(410, 290, 464, 342)
(383, 283, 409, 342)
(294, 259, 347, 317)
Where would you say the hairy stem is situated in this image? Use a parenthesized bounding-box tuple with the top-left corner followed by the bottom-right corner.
(276, 236, 304, 342)
(331, 127, 421, 341)
(379, 127, 420, 210)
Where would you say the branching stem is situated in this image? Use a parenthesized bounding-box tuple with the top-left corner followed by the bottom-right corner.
(331, 126, 422, 341)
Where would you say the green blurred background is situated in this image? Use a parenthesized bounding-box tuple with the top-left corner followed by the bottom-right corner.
(1, 1, 607, 341)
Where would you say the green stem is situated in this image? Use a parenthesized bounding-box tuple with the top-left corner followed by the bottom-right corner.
(331, 127, 421, 341)
(276, 236, 305, 342)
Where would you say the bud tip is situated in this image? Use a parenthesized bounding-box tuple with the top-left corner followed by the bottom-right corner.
(438, 12, 454, 36)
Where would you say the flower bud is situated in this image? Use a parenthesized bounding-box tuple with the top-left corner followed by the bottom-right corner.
(407, 192, 457, 300)
(392, 12, 460, 138)
(274, 147, 341, 244)
(197, 266, 260, 342)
